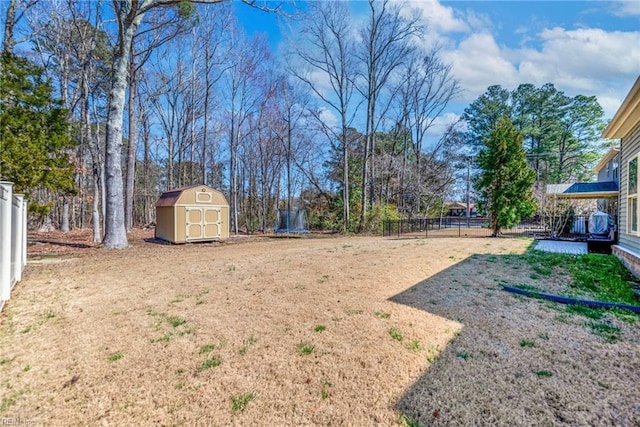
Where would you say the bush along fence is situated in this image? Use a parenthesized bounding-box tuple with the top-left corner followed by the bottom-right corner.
(382, 216, 591, 239)
(1, 182, 27, 312)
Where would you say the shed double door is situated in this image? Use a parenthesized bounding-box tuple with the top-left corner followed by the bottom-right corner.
(185, 206, 221, 241)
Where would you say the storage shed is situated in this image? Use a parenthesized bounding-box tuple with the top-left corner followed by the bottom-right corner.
(155, 185, 229, 243)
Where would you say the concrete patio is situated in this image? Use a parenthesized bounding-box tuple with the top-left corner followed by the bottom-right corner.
(534, 240, 588, 255)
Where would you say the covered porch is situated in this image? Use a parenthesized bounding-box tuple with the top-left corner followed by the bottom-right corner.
(545, 181, 618, 253)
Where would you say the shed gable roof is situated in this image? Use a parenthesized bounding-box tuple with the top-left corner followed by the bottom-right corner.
(156, 185, 227, 207)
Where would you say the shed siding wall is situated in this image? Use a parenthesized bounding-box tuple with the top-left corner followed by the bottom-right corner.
(175, 207, 187, 243)
(156, 207, 175, 242)
(618, 123, 640, 255)
(221, 206, 230, 239)
(155, 185, 230, 243)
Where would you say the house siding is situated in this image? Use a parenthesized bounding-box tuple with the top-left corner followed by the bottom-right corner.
(618, 123, 640, 256)
(597, 157, 619, 182)
(597, 161, 610, 182)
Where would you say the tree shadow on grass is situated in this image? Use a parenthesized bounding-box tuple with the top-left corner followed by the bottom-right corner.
(29, 239, 93, 249)
(389, 245, 640, 426)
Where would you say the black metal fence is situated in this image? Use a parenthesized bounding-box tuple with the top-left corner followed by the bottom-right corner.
(383, 216, 591, 239)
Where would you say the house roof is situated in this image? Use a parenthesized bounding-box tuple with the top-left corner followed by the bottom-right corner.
(546, 181, 619, 199)
(602, 76, 640, 139)
(445, 202, 475, 209)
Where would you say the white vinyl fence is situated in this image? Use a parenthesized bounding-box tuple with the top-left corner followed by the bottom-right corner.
(1, 182, 27, 312)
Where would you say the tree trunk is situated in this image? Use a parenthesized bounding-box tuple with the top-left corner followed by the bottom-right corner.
(125, 47, 138, 232)
(92, 164, 102, 242)
(342, 129, 349, 232)
(2, 0, 17, 54)
(141, 107, 152, 225)
(60, 196, 70, 232)
(102, 8, 144, 249)
(202, 77, 210, 185)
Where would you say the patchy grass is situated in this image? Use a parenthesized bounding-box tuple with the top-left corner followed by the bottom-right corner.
(314, 325, 326, 333)
(520, 340, 535, 348)
(0, 390, 26, 412)
(570, 254, 637, 304)
(107, 351, 124, 362)
(166, 316, 187, 328)
(400, 414, 425, 427)
(517, 250, 640, 322)
(374, 310, 391, 319)
(199, 344, 216, 355)
(406, 339, 421, 351)
(297, 342, 315, 356)
(523, 250, 568, 276)
(198, 356, 222, 371)
(231, 392, 255, 413)
(7, 234, 640, 425)
(455, 351, 471, 360)
(320, 379, 332, 400)
(152, 332, 175, 343)
(425, 343, 440, 363)
(238, 336, 257, 355)
(388, 327, 403, 342)
(566, 304, 604, 319)
(585, 321, 621, 343)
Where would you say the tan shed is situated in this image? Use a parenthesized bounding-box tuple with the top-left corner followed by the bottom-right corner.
(155, 185, 229, 243)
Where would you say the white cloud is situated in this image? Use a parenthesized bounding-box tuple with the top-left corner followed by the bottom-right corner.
(610, 0, 640, 16)
(439, 24, 640, 118)
(401, 0, 469, 34)
(531, 27, 640, 79)
(318, 107, 338, 129)
(424, 112, 463, 139)
(441, 32, 520, 99)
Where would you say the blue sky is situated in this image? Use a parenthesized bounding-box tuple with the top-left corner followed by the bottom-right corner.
(236, 0, 640, 134)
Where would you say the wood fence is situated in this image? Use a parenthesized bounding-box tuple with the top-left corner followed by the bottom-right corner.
(1, 182, 27, 312)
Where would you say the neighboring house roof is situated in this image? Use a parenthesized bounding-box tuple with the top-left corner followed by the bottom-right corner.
(602, 76, 640, 139)
(593, 147, 620, 173)
(546, 181, 619, 199)
(445, 202, 475, 210)
(546, 184, 572, 195)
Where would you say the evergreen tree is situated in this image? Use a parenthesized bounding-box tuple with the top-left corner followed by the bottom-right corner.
(476, 116, 537, 236)
(0, 53, 75, 212)
(464, 83, 605, 184)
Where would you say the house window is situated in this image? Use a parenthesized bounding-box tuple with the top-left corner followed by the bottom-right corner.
(613, 159, 619, 181)
(628, 156, 638, 233)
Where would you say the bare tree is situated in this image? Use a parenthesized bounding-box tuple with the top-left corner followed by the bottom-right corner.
(287, 1, 360, 231)
(2, 0, 38, 54)
(101, 0, 276, 248)
(30, 0, 110, 238)
(192, 5, 233, 186)
(124, 7, 198, 231)
(357, 0, 421, 230)
(396, 48, 460, 214)
(224, 30, 271, 233)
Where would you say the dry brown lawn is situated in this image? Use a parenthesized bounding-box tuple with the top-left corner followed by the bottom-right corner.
(0, 231, 638, 426)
